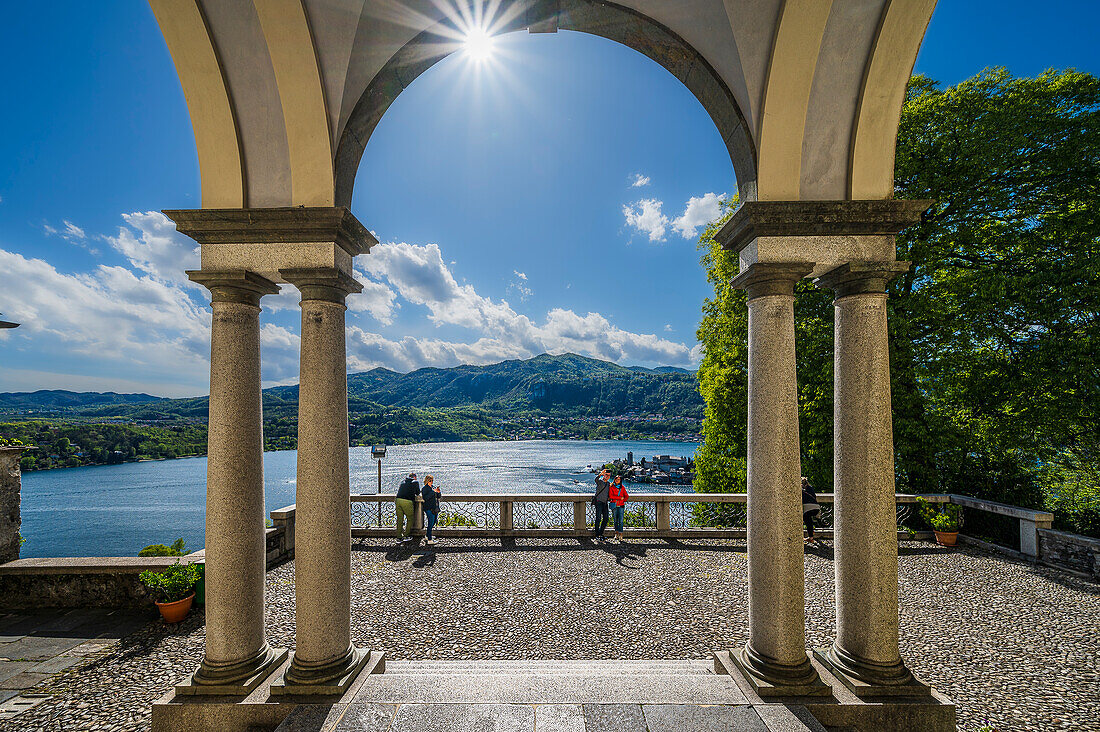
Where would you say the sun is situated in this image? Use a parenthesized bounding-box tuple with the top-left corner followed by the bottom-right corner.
(463, 26, 496, 62)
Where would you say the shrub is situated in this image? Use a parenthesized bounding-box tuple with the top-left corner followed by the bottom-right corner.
(917, 498, 962, 533)
(0, 436, 25, 447)
(138, 538, 187, 557)
(139, 561, 201, 603)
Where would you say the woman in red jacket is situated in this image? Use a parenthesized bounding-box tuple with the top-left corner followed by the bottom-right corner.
(609, 475, 629, 541)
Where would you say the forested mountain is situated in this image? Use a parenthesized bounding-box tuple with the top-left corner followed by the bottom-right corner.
(1, 355, 704, 469)
(270, 353, 702, 416)
(0, 390, 163, 410)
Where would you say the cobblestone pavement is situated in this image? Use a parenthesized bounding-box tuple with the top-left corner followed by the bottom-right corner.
(2, 539, 1097, 731)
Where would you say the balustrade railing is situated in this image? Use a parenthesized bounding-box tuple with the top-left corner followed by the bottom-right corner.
(273, 492, 935, 542)
(265, 492, 1068, 574)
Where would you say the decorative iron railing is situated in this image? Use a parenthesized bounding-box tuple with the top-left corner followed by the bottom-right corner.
(272, 492, 934, 539)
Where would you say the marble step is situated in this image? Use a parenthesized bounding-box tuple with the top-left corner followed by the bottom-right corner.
(349, 659, 746, 705)
(274, 702, 825, 732)
(380, 659, 714, 675)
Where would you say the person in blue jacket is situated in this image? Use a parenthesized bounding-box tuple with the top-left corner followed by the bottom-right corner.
(422, 474, 441, 546)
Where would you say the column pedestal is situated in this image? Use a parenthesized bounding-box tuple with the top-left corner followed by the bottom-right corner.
(179, 270, 286, 696)
(272, 268, 369, 696)
(814, 261, 928, 698)
(729, 262, 827, 698)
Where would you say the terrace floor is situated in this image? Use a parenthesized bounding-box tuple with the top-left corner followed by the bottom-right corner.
(2, 539, 1098, 731)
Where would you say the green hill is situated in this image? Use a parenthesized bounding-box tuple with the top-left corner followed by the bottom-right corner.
(1, 355, 703, 467)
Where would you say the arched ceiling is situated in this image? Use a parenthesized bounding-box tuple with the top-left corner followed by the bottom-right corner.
(148, 0, 937, 209)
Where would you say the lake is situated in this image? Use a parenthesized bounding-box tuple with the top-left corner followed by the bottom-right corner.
(18, 440, 698, 558)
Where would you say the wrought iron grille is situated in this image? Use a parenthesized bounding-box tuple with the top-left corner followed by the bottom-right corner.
(351, 501, 395, 529)
(513, 501, 574, 529)
(437, 501, 498, 529)
(672, 501, 747, 528)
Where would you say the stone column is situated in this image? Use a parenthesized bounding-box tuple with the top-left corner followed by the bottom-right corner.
(728, 262, 825, 696)
(276, 268, 369, 694)
(185, 270, 285, 694)
(813, 261, 925, 697)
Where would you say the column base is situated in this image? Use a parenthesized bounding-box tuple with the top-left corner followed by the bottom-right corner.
(720, 646, 830, 698)
(270, 647, 379, 696)
(813, 647, 931, 698)
(176, 645, 287, 696)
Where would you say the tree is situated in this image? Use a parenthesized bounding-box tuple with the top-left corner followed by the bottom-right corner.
(695, 68, 1100, 537)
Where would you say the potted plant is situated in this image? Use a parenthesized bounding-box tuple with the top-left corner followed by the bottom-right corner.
(139, 561, 202, 623)
(917, 498, 962, 546)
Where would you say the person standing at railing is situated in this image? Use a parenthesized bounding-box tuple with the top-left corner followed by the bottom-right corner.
(609, 474, 629, 542)
(422, 475, 441, 546)
(802, 476, 821, 544)
(592, 469, 611, 541)
(395, 473, 420, 544)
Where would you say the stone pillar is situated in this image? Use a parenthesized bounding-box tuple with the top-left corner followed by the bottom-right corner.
(276, 268, 369, 694)
(0, 447, 29, 564)
(185, 270, 285, 694)
(813, 261, 926, 697)
(728, 262, 825, 696)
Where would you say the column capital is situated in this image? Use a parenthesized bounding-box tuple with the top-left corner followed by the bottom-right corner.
(165, 207, 376, 256)
(280, 267, 363, 303)
(730, 262, 814, 300)
(186, 270, 280, 306)
(715, 199, 933, 253)
(814, 261, 910, 299)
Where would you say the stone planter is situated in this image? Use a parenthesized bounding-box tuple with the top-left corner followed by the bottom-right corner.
(933, 530, 958, 547)
(156, 592, 195, 623)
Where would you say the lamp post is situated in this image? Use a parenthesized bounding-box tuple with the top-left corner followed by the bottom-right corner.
(371, 445, 386, 526)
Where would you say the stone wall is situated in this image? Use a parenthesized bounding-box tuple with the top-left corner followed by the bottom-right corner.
(0, 447, 27, 564)
(0, 556, 205, 610)
(1039, 528, 1100, 581)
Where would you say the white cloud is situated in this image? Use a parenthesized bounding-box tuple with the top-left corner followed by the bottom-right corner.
(622, 199, 669, 242)
(508, 270, 532, 302)
(631, 174, 651, 188)
(623, 192, 726, 243)
(63, 221, 86, 240)
(672, 192, 725, 239)
(105, 211, 198, 286)
(0, 249, 211, 384)
(347, 271, 398, 325)
(348, 240, 695, 371)
(664, 324, 673, 332)
(2, 214, 699, 396)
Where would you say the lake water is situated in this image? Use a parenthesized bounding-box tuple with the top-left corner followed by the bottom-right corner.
(18, 440, 697, 558)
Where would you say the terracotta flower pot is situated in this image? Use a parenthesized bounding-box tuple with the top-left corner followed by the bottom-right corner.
(156, 593, 195, 623)
(933, 530, 958, 547)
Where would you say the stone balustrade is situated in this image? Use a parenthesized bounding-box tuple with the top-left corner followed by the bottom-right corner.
(267, 493, 930, 550)
(261, 492, 1100, 581)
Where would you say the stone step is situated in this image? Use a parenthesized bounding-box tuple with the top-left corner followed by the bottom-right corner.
(274, 702, 825, 732)
(349, 660, 745, 705)
(380, 659, 713, 676)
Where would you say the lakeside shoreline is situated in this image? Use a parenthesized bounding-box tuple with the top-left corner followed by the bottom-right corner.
(12, 435, 703, 472)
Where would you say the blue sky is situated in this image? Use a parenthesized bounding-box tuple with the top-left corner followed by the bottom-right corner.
(1, 1, 1098, 397)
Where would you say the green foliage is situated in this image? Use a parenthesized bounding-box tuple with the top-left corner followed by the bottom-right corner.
(0, 436, 24, 447)
(437, 512, 479, 528)
(693, 194, 831, 493)
(139, 561, 201, 603)
(0, 420, 205, 470)
(1039, 450, 1100, 536)
(694, 68, 1100, 539)
(623, 505, 655, 528)
(917, 499, 962, 533)
(138, 538, 188, 557)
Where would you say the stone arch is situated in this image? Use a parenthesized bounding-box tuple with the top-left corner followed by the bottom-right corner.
(332, 0, 759, 208)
